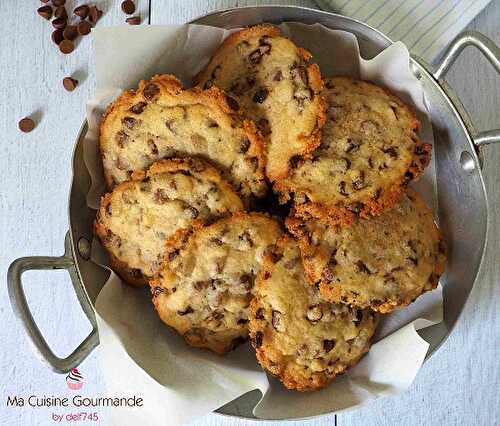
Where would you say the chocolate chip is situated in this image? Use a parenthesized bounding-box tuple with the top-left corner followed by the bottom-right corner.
(77, 20, 91, 36)
(273, 70, 283, 81)
(415, 145, 426, 155)
(323, 339, 336, 353)
(237, 318, 248, 325)
(352, 174, 366, 191)
(63, 25, 78, 41)
(143, 83, 159, 101)
(37, 6, 53, 20)
(130, 102, 147, 114)
(59, 39, 74, 54)
(339, 181, 348, 196)
(115, 130, 129, 147)
(257, 118, 271, 136)
(187, 207, 198, 218)
(18, 117, 35, 133)
(193, 281, 208, 291)
(239, 231, 254, 248)
(255, 308, 265, 320)
(246, 75, 256, 87)
(51, 29, 64, 45)
(348, 202, 364, 213)
(122, 116, 137, 129)
(225, 95, 239, 111)
(207, 119, 219, 128)
(62, 77, 78, 91)
(407, 257, 418, 266)
(247, 156, 259, 172)
(130, 268, 143, 279)
(253, 88, 268, 104)
(52, 17, 67, 29)
(74, 5, 89, 19)
(126, 16, 141, 25)
(356, 260, 372, 274)
(210, 237, 223, 246)
(154, 189, 169, 204)
(271, 310, 283, 331)
(168, 249, 179, 261)
(249, 49, 262, 65)
(54, 6, 67, 20)
(52, 0, 65, 6)
(289, 155, 301, 170)
(306, 305, 323, 322)
(383, 146, 399, 159)
(177, 306, 194, 316)
(121, 0, 136, 14)
(151, 286, 165, 298)
(88, 5, 103, 25)
(345, 139, 360, 153)
(253, 331, 263, 348)
(239, 139, 250, 154)
(263, 271, 271, 280)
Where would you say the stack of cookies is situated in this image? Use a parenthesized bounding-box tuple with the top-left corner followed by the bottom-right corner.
(95, 24, 446, 392)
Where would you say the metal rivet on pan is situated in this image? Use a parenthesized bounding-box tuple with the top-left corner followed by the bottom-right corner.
(459, 151, 476, 173)
(77, 237, 91, 260)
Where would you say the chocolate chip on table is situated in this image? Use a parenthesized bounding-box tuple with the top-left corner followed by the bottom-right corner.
(63, 25, 78, 41)
(54, 6, 67, 20)
(121, 0, 136, 15)
(37, 6, 53, 20)
(59, 39, 74, 54)
(126, 16, 141, 25)
(51, 29, 64, 45)
(77, 20, 92, 35)
(88, 5, 103, 25)
(19, 117, 35, 133)
(74, 5, 90, 19)
(52, 17, 67, 29)
(63, 77, 78, 91)
(52, 0, 66, 6)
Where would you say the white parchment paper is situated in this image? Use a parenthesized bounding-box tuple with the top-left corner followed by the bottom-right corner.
(86, 23, 443, 425)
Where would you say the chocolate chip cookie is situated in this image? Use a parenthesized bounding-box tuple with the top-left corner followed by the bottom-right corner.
(249, 236, 378, 391)
(276, 77, 431, 225)
(95, 158, 244, 286)
(196, 25, 326, 182)
(100, 74, 267, 200)
(287, 189, 446, 313)
(150, 212, 283, 354)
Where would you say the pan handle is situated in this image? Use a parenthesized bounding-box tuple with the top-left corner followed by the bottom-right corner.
(7, 233, 99, 373)
(433, 31, 500, 147)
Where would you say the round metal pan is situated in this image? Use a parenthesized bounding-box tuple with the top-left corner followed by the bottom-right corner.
(8, 5, 500, 421)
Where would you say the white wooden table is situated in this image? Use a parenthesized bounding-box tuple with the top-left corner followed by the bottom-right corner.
(1, 1, 498, 425)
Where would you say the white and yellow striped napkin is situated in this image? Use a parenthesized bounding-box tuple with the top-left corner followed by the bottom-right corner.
(315, 0, 492, 62)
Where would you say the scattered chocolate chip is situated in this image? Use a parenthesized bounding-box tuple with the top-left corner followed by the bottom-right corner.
(63, 25, 78, 40)
(247, 156, 259, 172)
(323, 339, 336, 353)
(128, 102, 146, 115)
(306, 305, 323, 322)
(122, 116, 137, 129)
(249, 49, 262, 65)
(253, 88, 268, 103)
(239, 274, 254, 290)
(253, 331, 263, 348)
(52, 17, 67, 29)
(345, 139, 360, 153)
(143, 83, 159, 101)
(206, 119, 219, 128)
(177, 306, 194, 316)
(121, 0, 136, 15)
(74, 5, 89, 19)
(289, 155, 301, 170)
(352, 174, 366, 191)
(407, 257, 418, 266)
(225, 95, 239, 111)
(62, 77, 78, 91)
(77, 20, 91, 36)
(126, 16, 141, 25)
(356, 260, 372, 274)
(273, 70, 283, 81)
(257, 118, 271, 136)
(187, 207, 199, 218)
(168, 249, 179, 261)
(237, 318, 248, 325)
(255, 308, 265, 320)
(18, 117, 35, 133)
(151, 286, 165, 298)
(59, 39, 74, 54)
(37, 6, 53, 20)
(54, 6, 67, 19)
(51, 29, 64, 45)
(339, 181, 348, 196)
(239, 139, 250, 154)
(272, 310, 283, 331)
(52, 0, 66, 6)
(383, 146, 399, 159)
(88, 5, 103, 25)
(210, 237, 223, 246)
(115, 130, 129, 147)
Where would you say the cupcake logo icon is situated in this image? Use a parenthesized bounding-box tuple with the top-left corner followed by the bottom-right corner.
(66, 368, 84, 390)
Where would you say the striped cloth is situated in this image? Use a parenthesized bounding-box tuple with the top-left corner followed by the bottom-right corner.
(315, 0, 492, 62)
